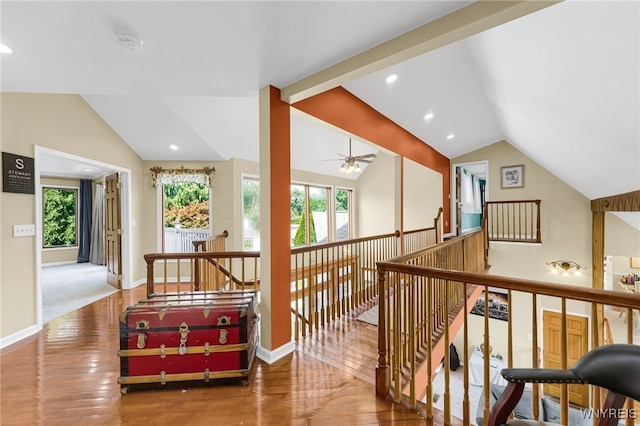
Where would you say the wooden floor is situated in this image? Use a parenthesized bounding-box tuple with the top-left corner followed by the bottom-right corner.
(0, 286, 431, 425)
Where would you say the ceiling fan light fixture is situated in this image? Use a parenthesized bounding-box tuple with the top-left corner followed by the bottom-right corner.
(332, 137, 375, 174)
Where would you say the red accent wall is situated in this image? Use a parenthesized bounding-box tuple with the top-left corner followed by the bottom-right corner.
(293, 86, 451, 234)
(268, 86, 292, 348)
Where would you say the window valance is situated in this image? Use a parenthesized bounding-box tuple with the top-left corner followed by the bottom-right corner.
(150, 166, 215, 188)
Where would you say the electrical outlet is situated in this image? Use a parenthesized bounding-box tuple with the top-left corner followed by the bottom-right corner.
(13, 224, 36, 237)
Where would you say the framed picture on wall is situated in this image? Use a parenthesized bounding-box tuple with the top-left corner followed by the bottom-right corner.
(631, 257, 640, 269)
(501, 164, 524, 189)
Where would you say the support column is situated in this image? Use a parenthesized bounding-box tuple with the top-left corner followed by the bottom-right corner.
(257, 86, 294, 363)
(592, 211, 605, 348)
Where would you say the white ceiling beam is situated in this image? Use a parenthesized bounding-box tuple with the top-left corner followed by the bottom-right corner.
(281, 0, 561, 104)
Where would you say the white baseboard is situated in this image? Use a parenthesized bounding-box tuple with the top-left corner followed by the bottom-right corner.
(132, 278, 146, 287)
(257, 341, 295, 364)
(0, 325, 40, 349)
(129, 278, 147, 289)
(42, 261, 77, 268)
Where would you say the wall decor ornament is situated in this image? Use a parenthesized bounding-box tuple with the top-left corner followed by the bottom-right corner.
(501, 164, 524, 189)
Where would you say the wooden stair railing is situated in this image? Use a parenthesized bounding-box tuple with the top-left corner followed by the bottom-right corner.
(375, 229, 487, 421)
(484, 200, 541, 244)
(193, 229, 229, 252)
(376, 258, 640, 425)
(144, 250, 259, 297)
(604, 318, 614, 345)
(196, 256, 260, 291)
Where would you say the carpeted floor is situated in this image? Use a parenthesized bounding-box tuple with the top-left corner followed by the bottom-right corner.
(431, 362, 483, 425)
(41, 263, 117, 323)
(356, 304, 378, 325)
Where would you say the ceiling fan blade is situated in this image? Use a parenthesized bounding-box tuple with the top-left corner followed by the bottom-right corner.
(357, 154, 377, 159)
(322, 158, 344, 162)
(337, 153, 347, 158)
(358, 159, 374, 164)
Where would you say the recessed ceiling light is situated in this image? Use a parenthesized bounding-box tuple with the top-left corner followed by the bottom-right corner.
(385, 74, 398, 84)
(168, 144, 179, 151)
(0, 43, 15, 54)
(446, 134, 455, 140)
(424, 112, 434, 121)
(83, 168, 93, 172)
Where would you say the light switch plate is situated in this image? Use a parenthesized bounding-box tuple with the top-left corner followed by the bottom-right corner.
(13, 224, 36, 237)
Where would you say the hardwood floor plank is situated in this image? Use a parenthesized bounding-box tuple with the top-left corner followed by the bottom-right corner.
(0, 287, 433, 425)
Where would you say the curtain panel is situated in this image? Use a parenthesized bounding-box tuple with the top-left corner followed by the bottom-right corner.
(77, 179, 93, 263)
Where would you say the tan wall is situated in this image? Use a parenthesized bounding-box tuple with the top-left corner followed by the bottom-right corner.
(356, 151, 397, 237)
(451, 140, 616, 367)
(403, 157, 443, 231)
(0, 93, 145, 340)
(604, 213, 640, 257)
(41, 248, 78, 265)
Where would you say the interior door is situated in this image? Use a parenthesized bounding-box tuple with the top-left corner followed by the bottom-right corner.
(543, 310, 589, 407)
(105, 172, 122, 289)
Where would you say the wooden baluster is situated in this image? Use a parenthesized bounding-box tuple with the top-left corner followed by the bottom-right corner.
(560, 298, 568, 426)
(532, 294, 540, 420)
(463, 281, 470, 426)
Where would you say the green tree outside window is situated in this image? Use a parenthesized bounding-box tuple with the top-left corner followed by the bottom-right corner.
(163, 182, 209, 229)
(43, 187, 77, 247)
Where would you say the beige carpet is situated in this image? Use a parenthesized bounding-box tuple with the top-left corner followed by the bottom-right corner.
(430, 362, 483, 425)
(356, 304, 378, 325)
(41, 263, 117, 323)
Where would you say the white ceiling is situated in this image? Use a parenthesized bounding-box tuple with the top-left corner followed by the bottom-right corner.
(1, 1, 638, 194)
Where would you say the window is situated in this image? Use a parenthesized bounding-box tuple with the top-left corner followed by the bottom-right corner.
(162, 182, 211, 253)
(43, 187, 78, 248)
(242, 177, 353, 248)
(242, 177, 260, 250)
(291, 184, 330, 246)
(291, 184, 308, 246)
(335, 188, 352, 241)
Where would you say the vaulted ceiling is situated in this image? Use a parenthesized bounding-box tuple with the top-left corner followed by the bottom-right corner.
(1, 1, 638, 206)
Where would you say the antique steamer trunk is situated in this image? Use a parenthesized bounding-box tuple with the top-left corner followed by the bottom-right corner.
(118, 290, 258, 393)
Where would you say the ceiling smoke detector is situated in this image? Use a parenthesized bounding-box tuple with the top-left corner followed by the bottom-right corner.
(117, 32, 143, 51)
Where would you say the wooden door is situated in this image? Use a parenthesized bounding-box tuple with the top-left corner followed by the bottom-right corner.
(543, 310, 589, 407)
(105, 173, 122, 289)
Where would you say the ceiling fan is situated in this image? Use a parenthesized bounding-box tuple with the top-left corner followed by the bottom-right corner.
(324, 138, 376, 174)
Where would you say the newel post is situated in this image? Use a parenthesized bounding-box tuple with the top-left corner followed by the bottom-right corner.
(376, 264, 390, 397)
(145, 255, 154, 297)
